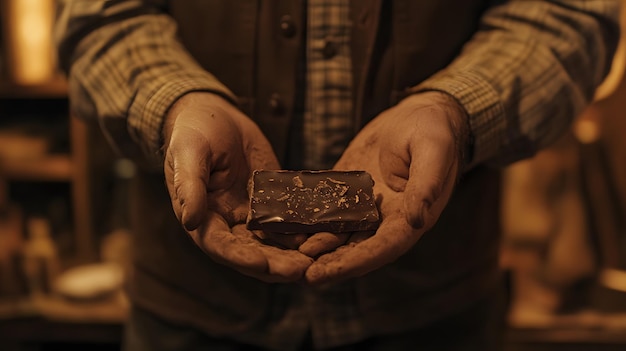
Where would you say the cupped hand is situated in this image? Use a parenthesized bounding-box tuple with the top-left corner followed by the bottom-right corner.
(163, 92, 312, 282)
(302, 91, 470, 285)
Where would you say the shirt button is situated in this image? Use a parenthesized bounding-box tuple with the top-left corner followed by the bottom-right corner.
(323, 39, 337, 59)
(268, 93, 285, 115)
(280, 15, 297, 38)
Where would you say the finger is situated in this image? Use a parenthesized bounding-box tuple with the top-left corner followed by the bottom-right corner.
(254, 231, 309, 250)
(378, 138, 410, 193)
(343, 230, 374, 245)
(164, 156, 184, 224)
(192, 212, 269, 277)
(306, 215, 417, 285)
(256, 245, 314, 282)
(246, 134, 281, 171)
(403, 135, 456, 228)
(298, 232, 351, 257)
(232, 226, 312, 282)
(166, 130, 212, 231)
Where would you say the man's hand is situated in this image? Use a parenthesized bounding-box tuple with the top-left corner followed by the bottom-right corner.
(163, 92, 312, 282)
(302, 91, 470, 285)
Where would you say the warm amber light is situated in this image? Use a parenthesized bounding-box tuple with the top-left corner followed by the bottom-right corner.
(594, 4, 626, 100)
(600, 268, 626, 292)
(574, 118, 601, 144)
(4, 0, 56, 84)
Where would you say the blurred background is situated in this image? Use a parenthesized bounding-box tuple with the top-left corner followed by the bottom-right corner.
(0, 1, 625, 350)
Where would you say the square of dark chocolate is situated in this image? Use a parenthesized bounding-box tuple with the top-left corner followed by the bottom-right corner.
(246, 170, 380, 234)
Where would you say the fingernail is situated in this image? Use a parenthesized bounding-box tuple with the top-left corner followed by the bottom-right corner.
(408, 200, 429, 228)
(305, 265, 325, 285)
(420, 200, 431, 226)
(181, 205, 196, 231)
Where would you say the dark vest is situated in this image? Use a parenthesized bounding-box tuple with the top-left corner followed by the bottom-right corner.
(168, 0, 489, 163)
(130, 0, 502, 337)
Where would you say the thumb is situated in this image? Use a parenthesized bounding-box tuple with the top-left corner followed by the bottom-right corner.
(165, 128, 212, 231)
(403, 138, 456, 229)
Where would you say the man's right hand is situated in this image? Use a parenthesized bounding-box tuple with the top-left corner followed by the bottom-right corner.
(163, 92, 312, 283)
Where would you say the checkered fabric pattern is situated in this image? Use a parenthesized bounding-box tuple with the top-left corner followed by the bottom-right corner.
(302, 0, 353, 170)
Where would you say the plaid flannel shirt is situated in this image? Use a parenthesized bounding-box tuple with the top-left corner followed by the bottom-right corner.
(56, 0, 620, 349)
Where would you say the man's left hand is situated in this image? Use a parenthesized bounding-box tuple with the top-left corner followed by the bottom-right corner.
(301, 91, 470, 285)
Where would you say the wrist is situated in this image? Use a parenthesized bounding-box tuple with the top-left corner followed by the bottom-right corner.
(434, 91, 473, 170)
(405, 91, 473, 170)
(162, 92, 233, 152)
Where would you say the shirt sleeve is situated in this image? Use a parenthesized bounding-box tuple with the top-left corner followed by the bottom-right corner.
(55, 0, 237, 166)
(412, 0, 621, 167)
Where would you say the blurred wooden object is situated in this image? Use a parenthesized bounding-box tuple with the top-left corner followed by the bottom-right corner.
(501, 132, 596, 324)
(502, 4, 626, 349)
(0, 0, 57, 85)
(0, 206, 24, 297)
(70, 115, 96, 262)
(0, 293, 126, 351)
(574, 3, 626, 296)
(0, 0, 112, 263)
(0, 83, 114, 265)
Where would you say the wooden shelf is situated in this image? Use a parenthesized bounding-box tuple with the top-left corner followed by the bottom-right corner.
(0, 294, 128, 324)
(508, 326, 626, 344)
(0, 78, 68, 99)
(0, 296, 125, 348)
(0, 155, 73, 181)
(506, 325, 626, 351)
